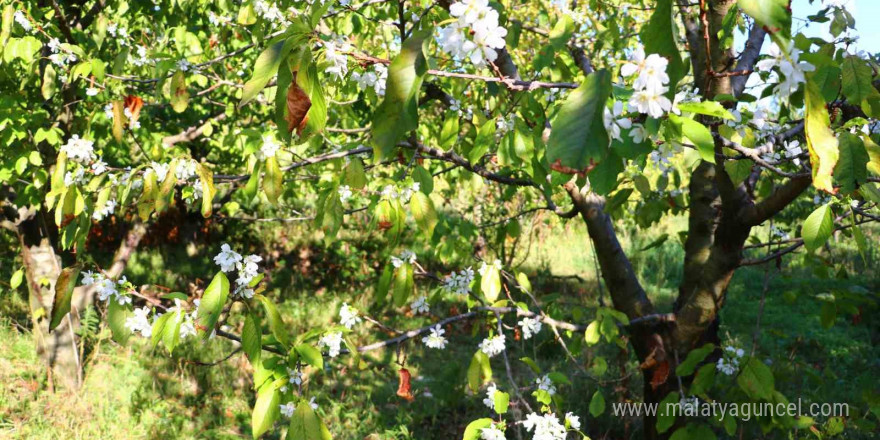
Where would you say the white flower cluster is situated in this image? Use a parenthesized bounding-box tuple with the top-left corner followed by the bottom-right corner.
(535, 375, 556, 395)
(175, 158, 199, 181)
(255, 1, 291, 27)
(716, 345, 745, 376)
(621, 46, 673, 119)
(319, 331, 344, 357)
(482, 382, 499, 411)
(442, 267, 475, 295)
(478, 259, 502, 277)
(322, 39, 350, 80)
(391, 250, 417, 268)
(338, 185, 353, 203)
(783, 140, 803, 165)
(280, 398, 318, 418)
(381, 182, 421, 202)
(479, 334, 506, 357)
(756, 43, 815, 101)
(92, 199, 117, 221)
(339, 302, 361, 329)
(124, 306, 153, 337)
(131, 45, 155, 67)
(177, 59, 196, 72)
(422, 325, 448, 349)
(351, 64, 388, 96)
(480, 423, 506, 440)
(14, 10, 32, 32)
(603, 101, 632, 143)
(410, 295, 430, 314)
(522, 412, 567, 440)
(107, 23, 129, 46)
(260, 134, 282, 159)
(213, 243, 262, 299)
(207, 11, 233, 27)
(82, 271, 131, 305)
(648, 141, 682, 175)
(518, 317, 542, 339)
(48, 38, 78, 68)
(61, 135, 96, 163)
(437, 0, 508, 68)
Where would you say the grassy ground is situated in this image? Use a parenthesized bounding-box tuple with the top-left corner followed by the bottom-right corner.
(0, 215, 877, 439)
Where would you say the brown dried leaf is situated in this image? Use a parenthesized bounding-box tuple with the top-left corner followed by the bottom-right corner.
(650, 360, 670, 390)
(286, 71, 311, 135)
(396, 368, 415, 401)
(124, 95, 144, 123)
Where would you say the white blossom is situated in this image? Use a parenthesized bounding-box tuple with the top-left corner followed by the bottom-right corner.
(535, 374, 556, 395)
(629, 87, 672, 119)
(522, 413, 567, 440)
(629, 124, 648, 144)
(125, 307, 153, 337)
(480, 423, 506, 440)
(410, 295, 430, 314)
(479, 334, 506, 357)
(784, 140, 803, 165)
(319, 331, 344, 357)
(338, 185, 353, 203)
(261, 134, 281, 159)
(422, 325, 448, 349)
(603, 101, 632, 142)
(236, 254, 262, 285)
(518, 317, 542, 339)
(60, 135, 96, 163)
(214, 243, 243, 272)
(482, 382, 498, 410)
(339, 302, 362, 329)
(14, 11, 32, 32)
(478, 259, 502, 277)
(565, 412, 581, 430)
(443, 267, 475, 295)
(391, 250, 417, 267)
(86, 87, 100, 96)
(280, 402, 296, 417)
(322, 40, 349, 80)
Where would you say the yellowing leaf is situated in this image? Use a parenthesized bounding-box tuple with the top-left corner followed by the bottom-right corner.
(804, 78, 839, 193)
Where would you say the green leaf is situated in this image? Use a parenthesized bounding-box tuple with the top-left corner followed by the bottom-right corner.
(10, 268, 23, 289)
(163, 308, 183, 353)
(240, 38, 294, 108)
(519, 357, 542, 374)
(802, 203, 833, 253)
(736, 357, 775, 400)
(287, 401, 331, 440)
(440, 116, 459, 149)
(480, 263, 501, 303)
(294, 51, 327, 141)
(641, 233, 669, 251)
(196, 271, 229, 339)
(676, 343, 714, 376)
(462, 418, 494, 440)
(155, 159, 178, 213)
(257, 294, 288, 347)
(493, 391, 510, 415)
(151, 312, 171, 349)
(669, 114, 715, 163)
(392, 262, 414, 307)
(584, 320, 601, 345)
(467, 351, 492, 392)
(196, 163, 216, 217)
(841, 55, 873, 104)
(41, 64, 57, 100)
(252, 384, 281, 439)
(804, 77, 840, 193)
(670, 423, 716, 440)
(656, 391, 679, 433)
(411, 165, 433, 194)
(295, 344, 324, 370)
(343, 159, 367, 189)
(410, 191, 438, 238)
(170, 70, 189, 112)
(264, 156, 283, 204)
(242, 311, 262, 364)
(641, 0, 686, 92)
(820, 301, 837, 329)
(107, 299, 132, 345)
(736, 0, 791, 37)
(676, 101, 734, 120)
(546, 70, 612, 173)
(835, 132, 869, 194)
(589, 390, 606, 417)
(49, 264, 81, 331)
(371, 29, 432, 161)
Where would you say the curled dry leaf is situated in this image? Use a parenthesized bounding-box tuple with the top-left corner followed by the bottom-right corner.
(125, 95, 144, 123)
(286, 71, 311, 135)
(396, 368, 415, 401)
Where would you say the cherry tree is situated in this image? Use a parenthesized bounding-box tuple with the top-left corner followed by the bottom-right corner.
(1, 0, 878, 438)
